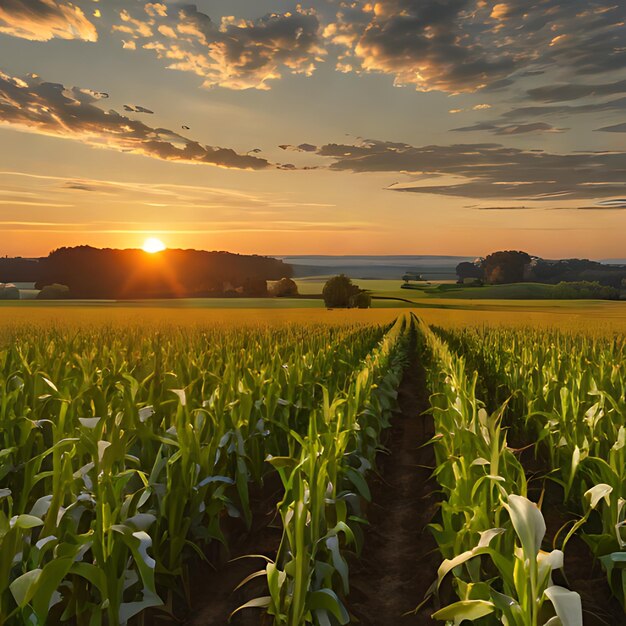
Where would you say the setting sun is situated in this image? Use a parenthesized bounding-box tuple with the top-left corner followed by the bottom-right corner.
(142, 237, 166, 253)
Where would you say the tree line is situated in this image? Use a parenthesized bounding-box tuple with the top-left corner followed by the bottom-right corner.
(457, 251, 626, 289)
(2, 246, 292, 299)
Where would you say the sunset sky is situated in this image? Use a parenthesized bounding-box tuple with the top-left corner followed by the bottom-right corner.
(1, 0, 625, 258)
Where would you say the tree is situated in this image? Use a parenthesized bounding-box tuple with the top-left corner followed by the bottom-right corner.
(322, 275, 362, 308)
(268, 277, 299, 297)
(34, 246, 292, 298)
(483, 251, 531, 285)
(456, 261, 483, 281)
(37, 283, 70, 300)
(353, 291, 372, 309)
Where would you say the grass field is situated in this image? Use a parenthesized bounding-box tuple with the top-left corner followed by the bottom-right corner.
(296, 277, 625, 301)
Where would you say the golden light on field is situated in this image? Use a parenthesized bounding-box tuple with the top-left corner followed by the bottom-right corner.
(142, 237, 166, 253)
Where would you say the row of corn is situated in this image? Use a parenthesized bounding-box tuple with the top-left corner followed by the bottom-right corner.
(237, 315, 410, 624)
(0, 321, 407, 625)
(432, 326, 626, 615)
(417, 317, 584, 626)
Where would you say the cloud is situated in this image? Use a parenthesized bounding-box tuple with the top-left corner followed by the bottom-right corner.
(502, 96, 626, 120)
(325, 0, 625, 93)
(279, 143, 318, 152)
(0, 0, 97, 42)
(595, 199, 626, 208)
(325, 0, 516, 92)
(473, 202, 626, 211)
(123, 104, 154, 114)
(452, 122, 567, 135)
(0, 71, 270, 170)
(596, 123, 626, 133)
(0, 170, 332, 213)
(527, 79, 626, 103)
(295, 138, 626, 202)
(113, 4, 325, 90)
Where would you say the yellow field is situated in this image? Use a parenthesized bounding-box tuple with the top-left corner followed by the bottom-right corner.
(2, 301, 626, 334)
(0, 305, 405, 330)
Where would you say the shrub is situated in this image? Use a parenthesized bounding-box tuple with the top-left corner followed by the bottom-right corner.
(353, 291, 372, 309)
(36, 283, 70, 300)
(322, 275, 362, 308)
(552, 281, 619, 300)
(268, 277, 299, 297)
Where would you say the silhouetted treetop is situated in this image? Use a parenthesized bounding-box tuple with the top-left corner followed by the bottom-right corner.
(35, 246, 292, 299)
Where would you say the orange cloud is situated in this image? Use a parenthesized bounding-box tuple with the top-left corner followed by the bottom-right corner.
(326, 0, 625, 93)
(113, 4, 325, 90)
(0, 71, 270, 170)
(0, 0, 97, 42)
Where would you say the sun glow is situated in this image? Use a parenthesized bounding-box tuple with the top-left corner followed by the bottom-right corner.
(142, 237, 166, 253)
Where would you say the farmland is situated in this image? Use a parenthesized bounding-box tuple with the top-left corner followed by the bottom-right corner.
(0, 308, 624, 625)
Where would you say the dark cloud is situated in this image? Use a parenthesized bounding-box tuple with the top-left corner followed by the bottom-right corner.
(527, 79, 626, 103)
(595, 199, 626, 208)
(0, 71, 270, 170)
(279, 143, 318, 152)
(474, 203, 626, 210)
(501, 97, 626, 120)
(325, 1, 625, 93)
(452, 122, 567, 135)
(299, 138, 626, 201)
(0, 0, 97, 42)
(596, 123, 626, 133)
(113, 4, 324, 90)
(123, 104, 155, 114)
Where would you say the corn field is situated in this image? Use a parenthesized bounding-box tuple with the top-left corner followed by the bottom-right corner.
(0, 315, 624, 624)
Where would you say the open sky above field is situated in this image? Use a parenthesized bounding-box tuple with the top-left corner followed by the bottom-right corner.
(1, 1, 625, 258)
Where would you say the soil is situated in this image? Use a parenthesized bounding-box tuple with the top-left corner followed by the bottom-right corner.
(347, 337, 440, 625)
(184, 477, 283, 626)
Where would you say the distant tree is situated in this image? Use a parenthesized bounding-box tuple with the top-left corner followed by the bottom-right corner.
(456, 261, 483, 281)
(0, 258, 41, 283)
(268, 277, 299, 297)
(353, 291, 372, 309)
(322, 275, 362, 308)
(37, 283, 70, 300)
(552, 281, 619, 300)
(240, 278, 268, 297)
(483, 251, 531, 284)
(34, 246, 292, 299)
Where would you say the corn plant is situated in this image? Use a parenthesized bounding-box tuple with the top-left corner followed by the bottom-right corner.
(236, 316, 410, 625)
(0, 321, 393, 624)
(434, 494, 582, 626)
(417, 318, 580, 624)
(434, 326, 626, 611)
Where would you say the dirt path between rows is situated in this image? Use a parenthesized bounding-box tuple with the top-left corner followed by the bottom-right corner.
(178, 336, 440, 626)
(347, 336, 440, 625)
(183, 478, 282, 626)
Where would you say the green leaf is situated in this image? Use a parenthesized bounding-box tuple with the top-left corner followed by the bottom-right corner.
(229, 596, 272, 620)
(432, 600, 495, 625)
(11, 514, 44, 529)
(308, 589, 349, 625)
(584, 484, 613, 510)
(505, 494, 545, 560)
(10, 569, 42, 607)
(544, 586, 582, 626)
